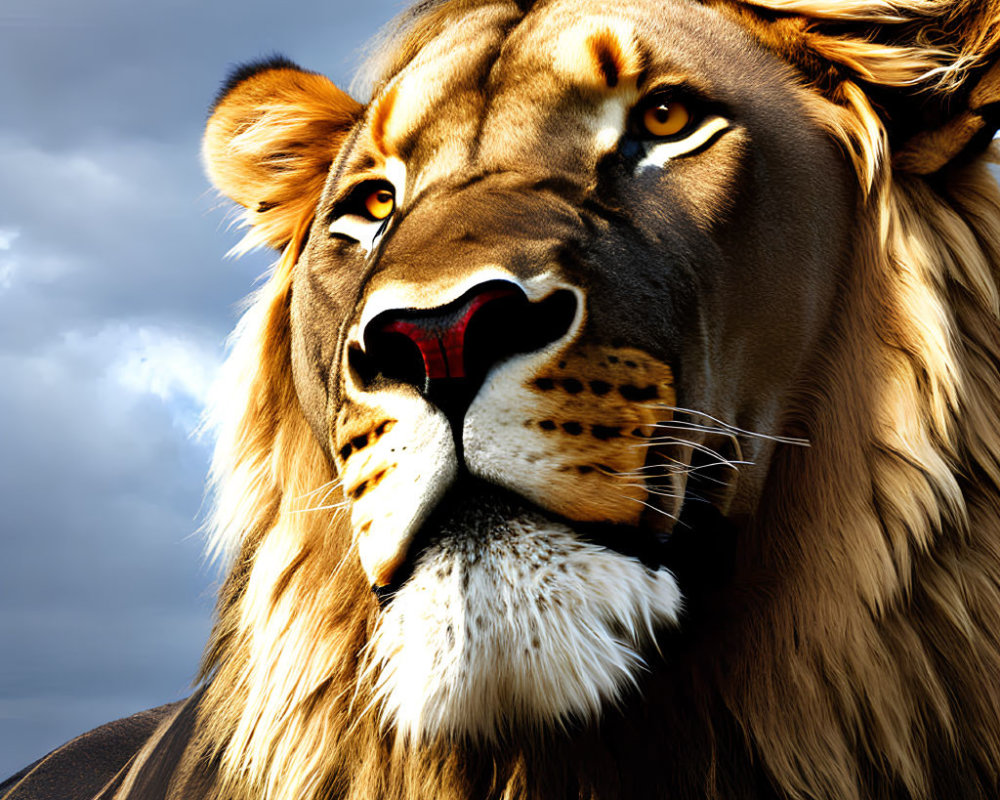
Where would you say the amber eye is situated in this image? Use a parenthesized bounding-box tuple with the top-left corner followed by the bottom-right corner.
(641, 99, 691, 138)
(363, 187, 395, 220)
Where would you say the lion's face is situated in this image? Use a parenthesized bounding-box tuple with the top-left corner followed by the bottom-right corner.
(273, 0, 855, 742)
(206, 0, 855, 744)
(193, 1, 1000, 794)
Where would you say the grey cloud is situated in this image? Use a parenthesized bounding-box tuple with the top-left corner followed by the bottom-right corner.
(1, 0, 402, 778)
(0, 135, 264, 348)
(2, 0, 390, 148)
(0, 330, 217, 773)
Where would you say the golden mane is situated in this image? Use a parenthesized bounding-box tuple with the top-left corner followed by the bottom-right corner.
(193, 1, 1000, 798)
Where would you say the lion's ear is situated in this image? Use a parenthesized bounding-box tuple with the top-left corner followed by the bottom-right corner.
(894, 59, 1000, 175)
(203, 57, 363, 251)
(733, 2, 1000, 178)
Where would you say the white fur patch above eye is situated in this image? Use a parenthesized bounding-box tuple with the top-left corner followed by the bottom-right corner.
(637, 115, 731, 170)
(364, 517, 682, 743)
(593, 95, 633, 152)
(384, 157, 407, 208)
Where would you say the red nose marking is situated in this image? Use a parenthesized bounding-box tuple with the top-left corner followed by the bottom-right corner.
(379, 286, 518, 380)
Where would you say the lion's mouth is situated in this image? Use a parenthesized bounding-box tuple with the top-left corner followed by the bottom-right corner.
(372, 475, 737, 611)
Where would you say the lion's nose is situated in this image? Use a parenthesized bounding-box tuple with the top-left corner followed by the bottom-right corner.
(361, 280, 577, 425)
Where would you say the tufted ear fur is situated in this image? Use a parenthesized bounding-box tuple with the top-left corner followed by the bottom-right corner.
(724, 0, 1000, 180)
(203, 57, 363, 252)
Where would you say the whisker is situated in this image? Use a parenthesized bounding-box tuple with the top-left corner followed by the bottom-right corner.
(643, 404, 811, 447)
(643, 487, 686, 500)
(647, 421, 733, 437)
(291, 479, 345, 516)
(635, 436, 738, 464)
(295, 479, 341, 503)
(614, 465, 688, 478)
(291, 501, 350, 515)
(620, 494, 680, 521)
(680, 457, 751, 472)
(622, 457, 753, 475)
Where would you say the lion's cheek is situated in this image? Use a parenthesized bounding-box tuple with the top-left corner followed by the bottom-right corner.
(463, 350, 677, 526)
(342, 396, 457, 587)
(462, 398, 646, 524)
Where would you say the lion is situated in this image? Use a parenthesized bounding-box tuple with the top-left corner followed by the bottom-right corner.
(5, 0, 1000, 798)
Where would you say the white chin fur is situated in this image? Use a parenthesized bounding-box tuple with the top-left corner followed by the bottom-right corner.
(365, 516, 682, 743)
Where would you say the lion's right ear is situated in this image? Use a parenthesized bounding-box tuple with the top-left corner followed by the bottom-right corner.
(203, 57, 363, 251)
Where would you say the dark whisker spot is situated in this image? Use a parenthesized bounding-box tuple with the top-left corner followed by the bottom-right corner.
(619, 384, 659, 402)
(351, 433, 370, 450)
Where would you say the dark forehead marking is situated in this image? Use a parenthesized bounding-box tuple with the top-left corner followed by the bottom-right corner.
(411, 1, 570, 167)
(466, 24, 526, 163)
(374, 3, 535, 166)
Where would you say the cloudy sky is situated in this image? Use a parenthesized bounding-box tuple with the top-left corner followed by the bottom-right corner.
(0, 0, 403, 776)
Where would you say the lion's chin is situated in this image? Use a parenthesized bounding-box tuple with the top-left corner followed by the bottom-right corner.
(364, 485, 683, 743)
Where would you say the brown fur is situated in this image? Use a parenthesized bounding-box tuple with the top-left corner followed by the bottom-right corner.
(92, 2, 1000, 799)
(202, 66, 361, 252)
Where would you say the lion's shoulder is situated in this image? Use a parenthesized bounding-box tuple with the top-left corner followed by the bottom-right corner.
(0, 696, 204, 800)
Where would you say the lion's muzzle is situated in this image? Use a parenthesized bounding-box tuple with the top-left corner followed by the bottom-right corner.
(358, 279, 578, 435)
(341, 269, 591, 590)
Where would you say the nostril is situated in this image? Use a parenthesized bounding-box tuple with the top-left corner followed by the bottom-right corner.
(354, 325, 426, 390)
(359, 280, 577, 419)
(377, 284, 521, 387)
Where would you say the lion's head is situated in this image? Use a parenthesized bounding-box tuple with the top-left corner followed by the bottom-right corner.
(191, 1, 1000, 797)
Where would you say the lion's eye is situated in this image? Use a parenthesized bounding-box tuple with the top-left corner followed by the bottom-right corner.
(641, 99, 692, 138)
(629, 92, 730, 170)
(364, 188, 395, 221)
(329, 180, 397, 252)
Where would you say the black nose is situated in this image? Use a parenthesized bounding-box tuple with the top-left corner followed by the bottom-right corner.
(358, 280, 577, 425)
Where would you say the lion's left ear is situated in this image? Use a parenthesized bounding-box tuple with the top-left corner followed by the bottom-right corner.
(732, 1, 1000, 177)
(203, 57, 363, 251)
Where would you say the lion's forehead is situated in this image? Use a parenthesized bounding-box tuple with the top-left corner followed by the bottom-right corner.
(368, 0, 762, 192)
(371, 4, 513, 168)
